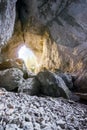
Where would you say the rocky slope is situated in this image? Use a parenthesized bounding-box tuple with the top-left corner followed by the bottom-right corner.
(0, 90, 87, 130)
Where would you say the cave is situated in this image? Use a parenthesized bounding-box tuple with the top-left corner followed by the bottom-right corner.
(0, 0, 48, 73)
(0, 0, 73, 73)
(0, 0, 87, 129)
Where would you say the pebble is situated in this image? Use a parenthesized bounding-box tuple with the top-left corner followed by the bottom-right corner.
(0, 125, 4, 130)
(0, 91, 86, 130)
(57, 119, 66, 129)
(6, 124, 19, 130)
(23, 122, 33, 130)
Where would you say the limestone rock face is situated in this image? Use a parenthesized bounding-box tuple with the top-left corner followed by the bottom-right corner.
(39, 40, 74, 72)
(0, 58, 29, 78)
(47, 0, 87, 47)
(16, 0, 87, 47)
(0, 68, 24, 91)
(0, 0, 87, 58)
(1, 0, 87, 73)
(0, 0, 17, 46)
(37, 70, 71, 99)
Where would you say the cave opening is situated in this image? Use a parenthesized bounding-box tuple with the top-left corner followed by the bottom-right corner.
(18, 45, 38, 73)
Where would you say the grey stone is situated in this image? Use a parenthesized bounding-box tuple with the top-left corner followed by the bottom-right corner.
(0, 58, 28, 78)
(23, 122, 33, 130)
(18, 77, 41, 96)
(55, 72, 73, 90)
(74, 68, 87, 95)
(56, 119, 66, 129)
(0, 0, 17, 46)
(0, 125, 4, 130)
(37, 70, 71, 98)
(0, 68, 24, 91)
(0, 92, 86, 130)
(6, 124, 19, 130)
(33, 123, 40, 130)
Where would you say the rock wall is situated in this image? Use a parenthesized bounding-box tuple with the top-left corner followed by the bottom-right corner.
(0, 0, 87, 47)
(0, 0, 87, 73)
(0, 0, 17, 46)
(16, 0, 87, 47)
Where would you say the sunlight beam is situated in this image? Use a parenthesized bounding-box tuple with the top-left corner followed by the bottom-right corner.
(18, 45, 38, 72)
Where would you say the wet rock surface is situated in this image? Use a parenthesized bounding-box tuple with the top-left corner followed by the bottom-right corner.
(0, 90, 87, 130)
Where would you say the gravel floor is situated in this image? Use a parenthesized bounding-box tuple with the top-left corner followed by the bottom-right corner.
(0, 90, 87, 130)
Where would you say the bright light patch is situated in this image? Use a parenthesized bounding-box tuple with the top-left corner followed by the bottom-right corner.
(18, 45, 38, 72)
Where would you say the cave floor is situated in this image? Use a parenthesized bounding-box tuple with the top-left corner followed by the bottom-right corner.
(0, 90, 87, 130)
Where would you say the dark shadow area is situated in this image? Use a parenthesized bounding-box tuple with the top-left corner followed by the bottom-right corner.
(16, 0, 30, 26)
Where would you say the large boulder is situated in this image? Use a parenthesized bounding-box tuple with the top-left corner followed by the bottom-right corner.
(74, 69, 87, 93)
(73, 43, 87, 92)
(0, 68, 24, 91)
(0, 0, 87, 98)
(0, 65, 40, 94)
(55, 71, 73, 90)
(16, 0, 87, 47)
(0, 58, 29, 79)
(37, 70, 71, 99)
(18, 77, 41, 96)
